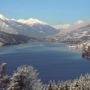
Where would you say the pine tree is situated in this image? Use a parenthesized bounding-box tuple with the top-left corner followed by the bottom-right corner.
(7, 65, 42, 90)
(0, 63, 10, 90)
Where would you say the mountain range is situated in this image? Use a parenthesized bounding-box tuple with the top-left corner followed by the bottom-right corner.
(0, 14, 90, 45)
(54, 20, 90, 43)
(0, 15, 58, 38)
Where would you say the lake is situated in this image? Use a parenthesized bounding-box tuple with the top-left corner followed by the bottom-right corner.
(0, 42, 90, 83)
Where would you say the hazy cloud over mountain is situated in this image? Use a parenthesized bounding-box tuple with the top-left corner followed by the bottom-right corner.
(55, 20, 90, 32)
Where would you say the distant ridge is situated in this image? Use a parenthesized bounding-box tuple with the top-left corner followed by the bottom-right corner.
(0, 14, 58, 38)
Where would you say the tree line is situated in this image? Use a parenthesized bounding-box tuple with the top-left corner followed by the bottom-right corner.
(0, 63, 90, 90)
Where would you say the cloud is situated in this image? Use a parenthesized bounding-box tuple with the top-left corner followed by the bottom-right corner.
(55, 20, 90, 31)
(73, 20, 90, 29)
(74, 20, 84, 25)
(55, 24, 71, 30)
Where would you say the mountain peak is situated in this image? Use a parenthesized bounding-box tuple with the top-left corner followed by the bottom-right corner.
(17, 18, 48, 25)
(0, 14, 7, 20)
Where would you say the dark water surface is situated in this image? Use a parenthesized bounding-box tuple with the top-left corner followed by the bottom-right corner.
(0, 42, 90, 83)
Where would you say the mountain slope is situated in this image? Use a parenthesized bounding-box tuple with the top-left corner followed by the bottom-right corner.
(0, 15, 58, 38)
(0, 31, 30, 46)
(54, 20, 90, 42)
(67, 24, 90, 41)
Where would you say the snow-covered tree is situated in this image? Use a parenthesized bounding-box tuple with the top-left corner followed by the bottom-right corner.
(0, 63, 10, 90)
(1, 63, 90, 90)
(0, 63, 7, 77)
(7, 65, 42, 90)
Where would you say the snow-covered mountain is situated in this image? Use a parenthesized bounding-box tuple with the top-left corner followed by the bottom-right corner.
(68, 24, 90, 40)
(0, 15, 18, 34)
(0, 14, 90, 43)
(0, 14, 58, 38)
(55, 20, 90, 32)
(54, 20, 90, 42)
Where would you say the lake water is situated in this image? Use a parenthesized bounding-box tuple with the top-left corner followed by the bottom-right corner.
(0, 42, 90, 83)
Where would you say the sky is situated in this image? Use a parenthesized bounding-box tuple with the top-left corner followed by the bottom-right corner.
(0, 0, 90, 25)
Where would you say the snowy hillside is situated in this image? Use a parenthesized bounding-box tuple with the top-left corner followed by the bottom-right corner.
(0, 14, 58, 38)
